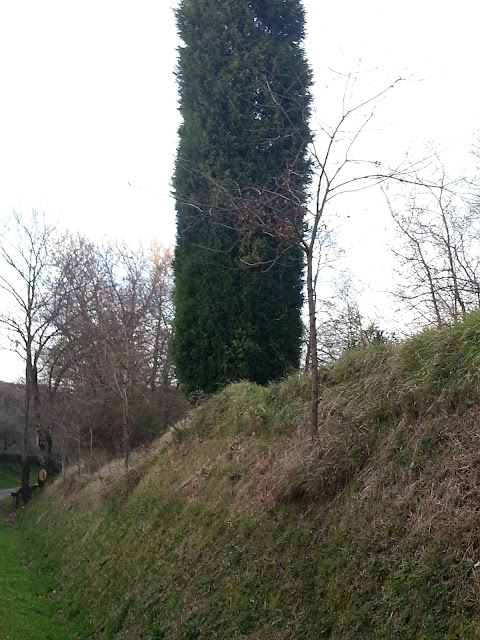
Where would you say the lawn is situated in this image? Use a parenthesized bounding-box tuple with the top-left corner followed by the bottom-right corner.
(0, 453, 39, 489)
(0, 502, 76, 640)
(0, 472, 38, 490)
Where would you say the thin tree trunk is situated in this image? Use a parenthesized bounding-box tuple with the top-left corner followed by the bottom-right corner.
(32, 362, 48, 479)
(89, 419, 94, 474)
(304, 339, 311, 374)
(21, 356, 32, 504)
(44, 389, 57, 478)
(61, 441, 66, 480)
(306, 250, 319, 439)
(122, 384, 130, 470)
(76, 422, 82, 479)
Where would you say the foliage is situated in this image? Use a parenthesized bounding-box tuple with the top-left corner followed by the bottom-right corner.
(172, 0, 312, 395)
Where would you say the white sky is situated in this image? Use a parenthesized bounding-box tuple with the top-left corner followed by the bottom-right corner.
(1, 0, 479, 381)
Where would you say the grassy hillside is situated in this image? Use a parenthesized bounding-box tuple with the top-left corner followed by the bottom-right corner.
(16, 311, 480, 638)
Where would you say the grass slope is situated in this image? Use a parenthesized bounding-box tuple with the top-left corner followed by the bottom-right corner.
(16, 311, 480, 638)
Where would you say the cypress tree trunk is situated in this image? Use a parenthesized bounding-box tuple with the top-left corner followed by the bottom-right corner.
(172, 0, 312, 396)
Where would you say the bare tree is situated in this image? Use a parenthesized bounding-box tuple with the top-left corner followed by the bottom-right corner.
(314, 275, 389, 363)
(101, 241, 154, 469)
(0, 220, 181, 486)
(386, 158, 480, 327)
(43, 235, 180, 470)
(0, 211, 59, 502)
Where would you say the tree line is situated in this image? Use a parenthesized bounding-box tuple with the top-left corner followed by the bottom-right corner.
(0, 213, 186, 502)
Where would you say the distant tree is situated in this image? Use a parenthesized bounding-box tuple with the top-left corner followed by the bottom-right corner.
(314, 277, 385, 364)
(45, 236, 181, 470)
(172, 0, 312, 396)
(386, 159, 480, 327)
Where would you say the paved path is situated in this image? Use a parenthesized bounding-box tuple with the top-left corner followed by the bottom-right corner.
(0, 488, 17, 501)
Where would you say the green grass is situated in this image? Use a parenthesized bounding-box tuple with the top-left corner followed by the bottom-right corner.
(0, 477, 18, 489)
(0, 503, 77, 640)
(0, 452, 40, 489)
(0, 472, 38, 490)
(13, 310, 480, 638)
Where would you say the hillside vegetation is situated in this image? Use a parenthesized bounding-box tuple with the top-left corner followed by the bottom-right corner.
(17, 311, 480, 638)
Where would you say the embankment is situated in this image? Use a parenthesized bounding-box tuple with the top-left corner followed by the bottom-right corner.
(18, 312, 480, 638)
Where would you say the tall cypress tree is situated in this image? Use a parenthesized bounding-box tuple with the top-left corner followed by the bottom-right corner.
(172, 0, 312, 396)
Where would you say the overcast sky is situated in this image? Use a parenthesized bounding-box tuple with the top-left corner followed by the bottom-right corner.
(0, 0, 479, 381)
